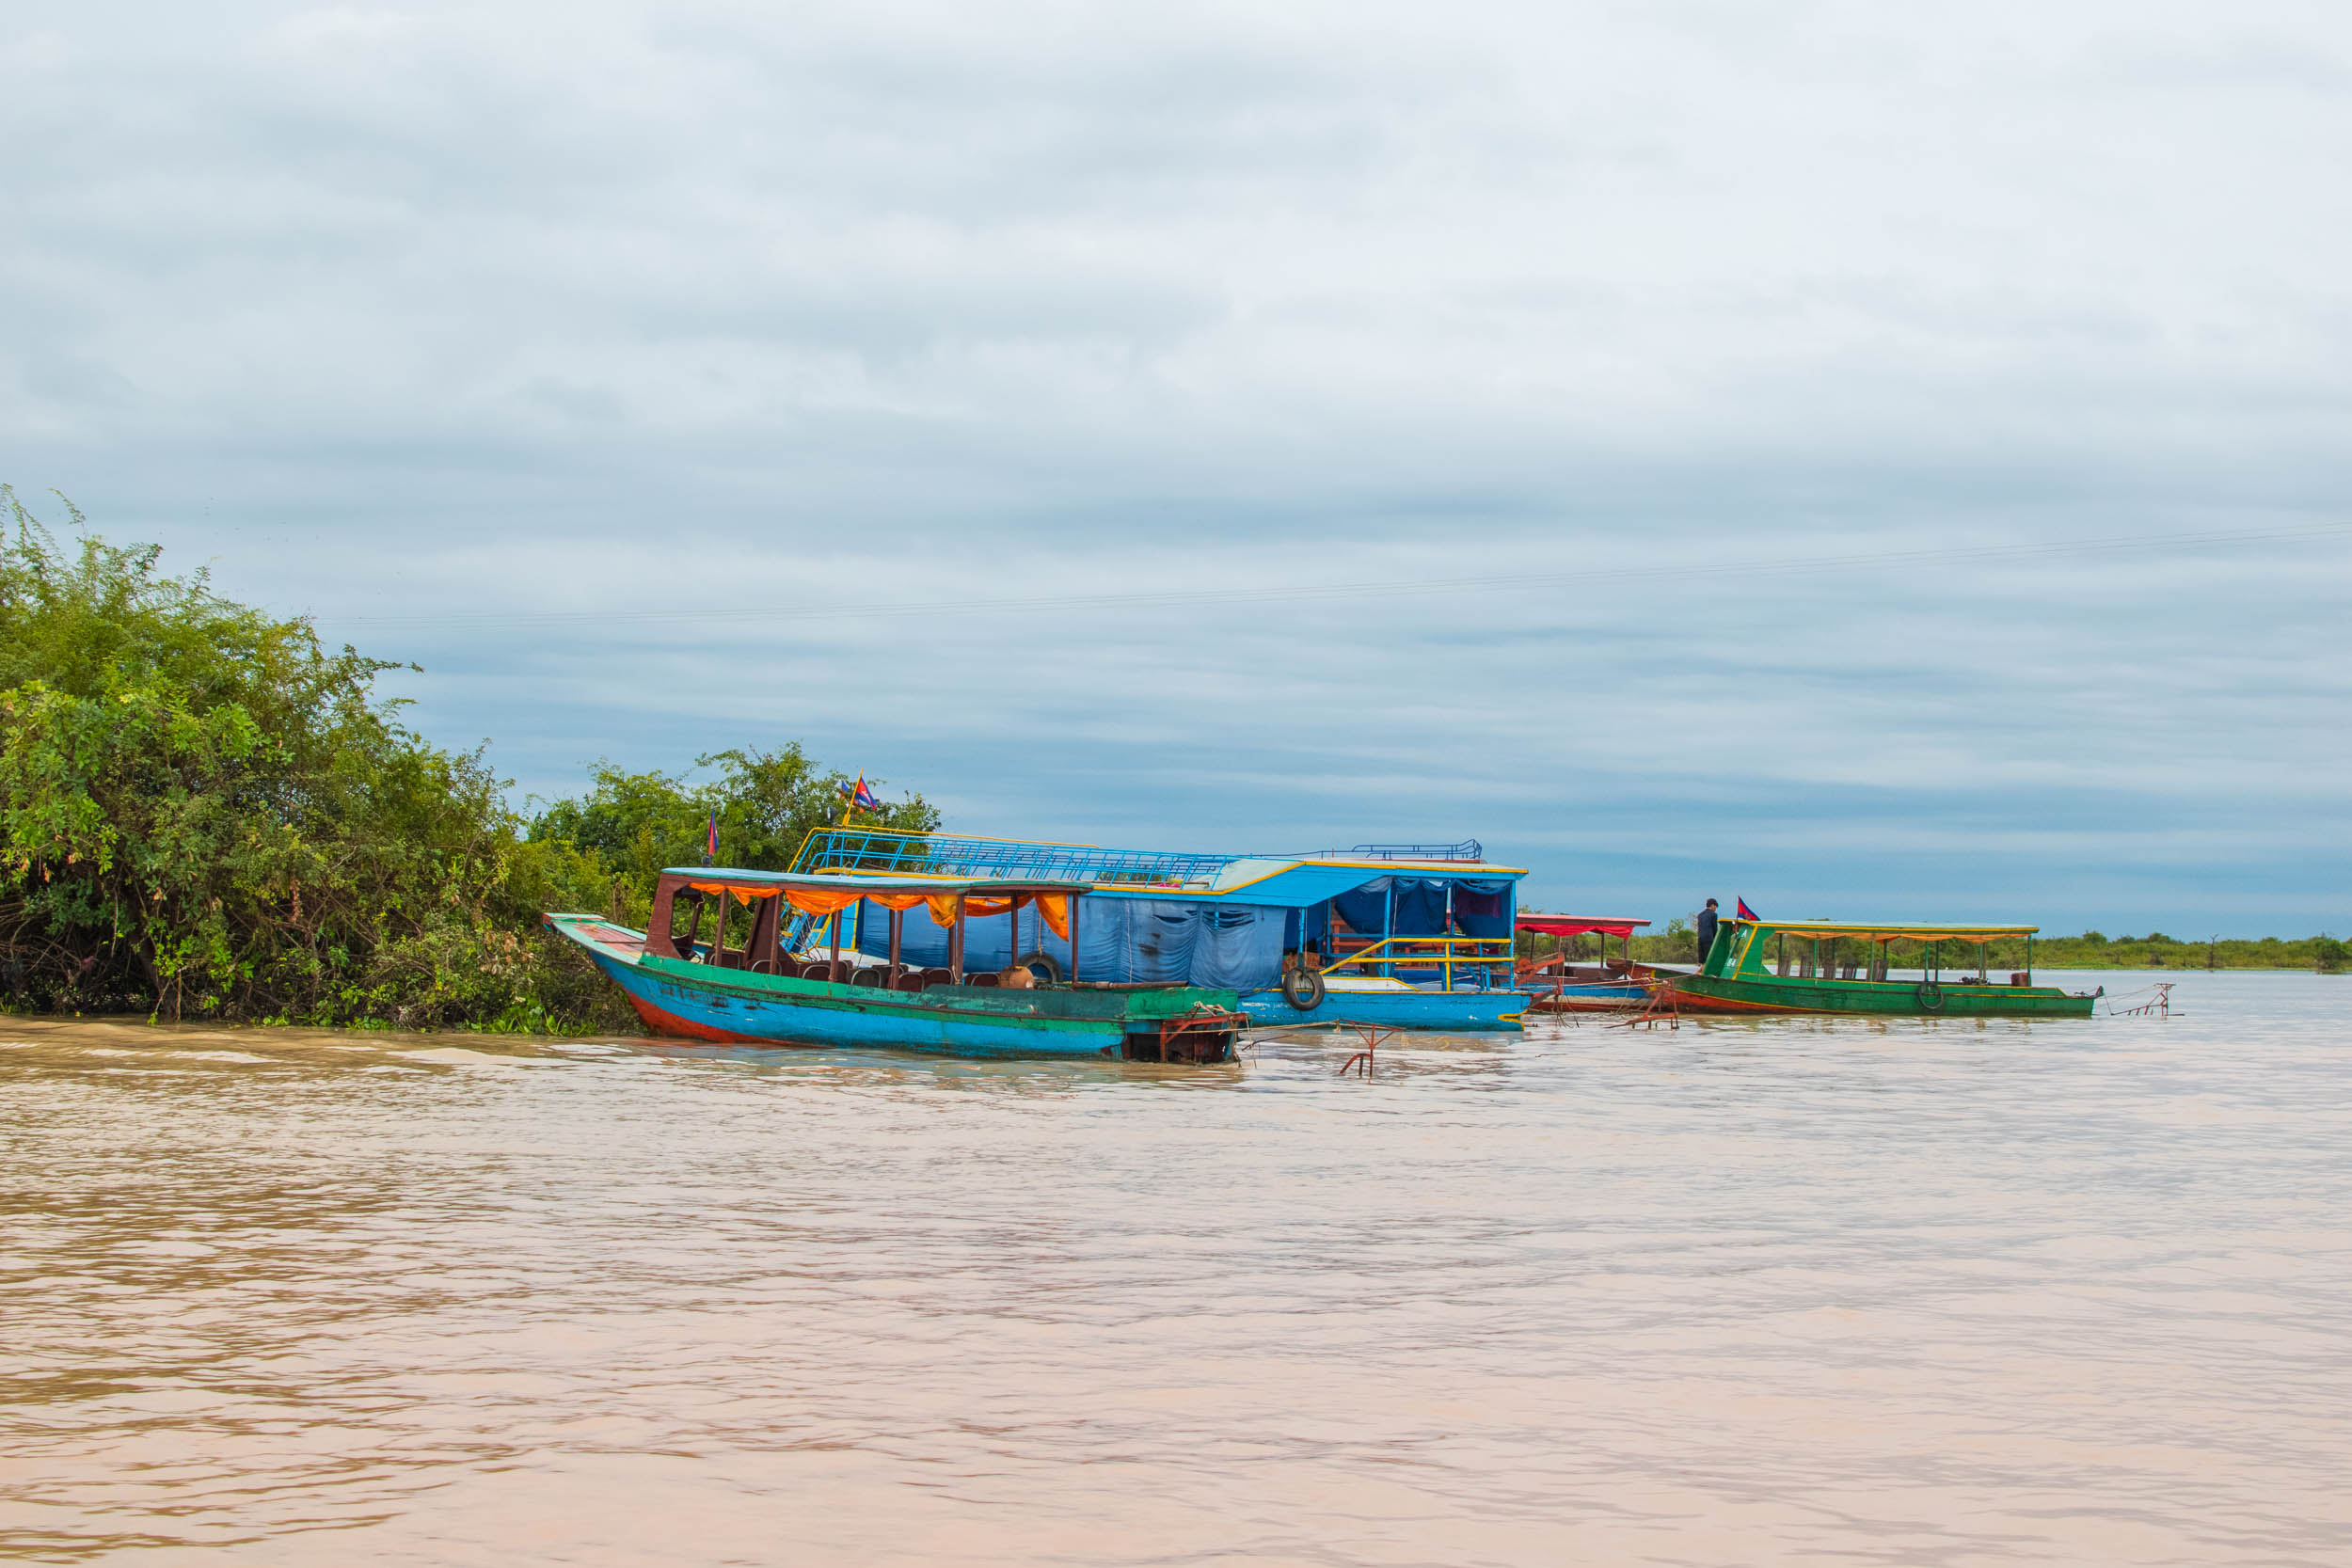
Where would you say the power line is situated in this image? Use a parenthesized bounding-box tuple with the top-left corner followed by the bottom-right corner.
(330, 519, 2352, 632)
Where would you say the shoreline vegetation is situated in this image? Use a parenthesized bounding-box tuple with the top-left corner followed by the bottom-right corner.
(4, 498, 2343, 1033)
(1529, 924, 2348, 974)
(1, 493, 934, 1034)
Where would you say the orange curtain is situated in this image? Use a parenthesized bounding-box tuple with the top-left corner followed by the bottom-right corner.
(1033, 894, 1070, 941)
(691, 882, 782, 908)
(927, 895, 1020, 927)
(777, 888, 941, 917)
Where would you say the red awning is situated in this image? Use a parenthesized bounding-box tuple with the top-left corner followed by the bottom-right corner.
(1516, 915, 1650, 939)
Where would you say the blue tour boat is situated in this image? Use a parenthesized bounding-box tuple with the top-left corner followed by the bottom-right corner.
(778, 829, 1534, 1032)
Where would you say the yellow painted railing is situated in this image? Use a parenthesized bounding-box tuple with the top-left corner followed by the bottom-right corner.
(1319, 936, 1517, 992)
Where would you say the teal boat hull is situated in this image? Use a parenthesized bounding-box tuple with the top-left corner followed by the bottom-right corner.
(549, 914, 1245, 1059)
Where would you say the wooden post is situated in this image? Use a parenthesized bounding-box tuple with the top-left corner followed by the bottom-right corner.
(888, 905, 903, 984)
(949, 895, 965, 984)
(1382, 884, 1393, 978)
(1443, 884, 1455, 992)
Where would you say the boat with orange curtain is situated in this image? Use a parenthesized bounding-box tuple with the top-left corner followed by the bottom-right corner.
(546, 866, 1248, 1061)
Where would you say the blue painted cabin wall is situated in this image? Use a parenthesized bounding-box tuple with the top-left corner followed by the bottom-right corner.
(789, 868, 1518, 994)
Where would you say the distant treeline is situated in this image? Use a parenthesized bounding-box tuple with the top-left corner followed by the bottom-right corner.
(0, 493, 932, 1032)
(1525, 922, 2348, 973)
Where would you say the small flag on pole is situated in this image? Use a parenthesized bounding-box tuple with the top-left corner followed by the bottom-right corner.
(706, 810, 718, 863)
(837, 774, 880, 815)
(1736, 896, 1759, 921)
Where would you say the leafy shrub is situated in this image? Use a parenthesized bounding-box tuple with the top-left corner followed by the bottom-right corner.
(0, 492, 929, 1031)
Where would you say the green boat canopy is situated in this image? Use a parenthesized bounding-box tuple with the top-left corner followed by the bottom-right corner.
(1732, 920, 2041, 944)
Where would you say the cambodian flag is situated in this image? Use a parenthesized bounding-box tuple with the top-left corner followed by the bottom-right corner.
(838, 775, 880, 812)
(1737, 897, 1759, 921)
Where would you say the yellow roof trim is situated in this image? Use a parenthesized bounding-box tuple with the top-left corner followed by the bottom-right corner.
(1736, 920, 2040, 942)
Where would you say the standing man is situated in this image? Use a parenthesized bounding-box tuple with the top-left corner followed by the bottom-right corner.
(1694, 898, 1720, 967)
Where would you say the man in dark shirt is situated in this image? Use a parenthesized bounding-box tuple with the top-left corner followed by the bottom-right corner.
(1694, 898, 1720, 965)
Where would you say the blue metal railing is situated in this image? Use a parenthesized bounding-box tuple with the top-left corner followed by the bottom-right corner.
(790, 829, 1240, 885)
(1335, 841, 1484, 862)
(790, 829, 1492, 883)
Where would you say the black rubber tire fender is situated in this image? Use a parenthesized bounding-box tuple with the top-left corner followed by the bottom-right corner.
(1916, 980, 1946, 1013)
(1012, 949, 1064, 984)
(1279, 967, 1327, 1010)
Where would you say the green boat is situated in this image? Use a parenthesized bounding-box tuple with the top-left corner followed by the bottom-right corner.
(1667, 919, 2101, 1018)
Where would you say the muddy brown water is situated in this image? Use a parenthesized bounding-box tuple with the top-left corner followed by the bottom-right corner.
(4, 972, 2348, 1565)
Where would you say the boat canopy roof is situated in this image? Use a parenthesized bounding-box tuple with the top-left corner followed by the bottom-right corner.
(784, 828, 1526, 908)
(660, 866, 1094, 899)
(1734, 919, 2040, 943)
(1517, 914, 1649, 938)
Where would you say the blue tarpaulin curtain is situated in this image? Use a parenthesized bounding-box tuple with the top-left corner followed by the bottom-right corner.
(1448, 880, 1512, 938)
(801, 882, 1508, 984)
(1328, 877, 1513, 938)
(815, 897, 1286, 989)
(1329, 879, 1391, 937)
(1088, 901, 1285, 988)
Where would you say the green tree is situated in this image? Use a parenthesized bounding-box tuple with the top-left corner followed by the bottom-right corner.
(0, 492, 926, 1031)
(528, 747, 935, 923)
(0, 489, 608, 1022)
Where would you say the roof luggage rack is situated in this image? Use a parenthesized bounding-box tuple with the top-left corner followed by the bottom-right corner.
(791, 829, 1238, 886)
(790, 829, 1492, 884)
(1323, 840, 1485, 863)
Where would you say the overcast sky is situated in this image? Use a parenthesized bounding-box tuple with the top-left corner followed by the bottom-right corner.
(7, 1, 2349, 933)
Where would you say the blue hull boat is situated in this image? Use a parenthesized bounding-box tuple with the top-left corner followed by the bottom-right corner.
(1237, 986, 1529, 1031)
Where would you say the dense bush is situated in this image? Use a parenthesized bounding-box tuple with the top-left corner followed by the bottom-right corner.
(0, 492, 931, 1029)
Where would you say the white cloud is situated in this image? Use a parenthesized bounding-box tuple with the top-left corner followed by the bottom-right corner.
(3, 0, 2349, 928)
